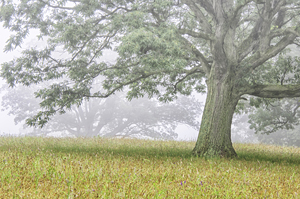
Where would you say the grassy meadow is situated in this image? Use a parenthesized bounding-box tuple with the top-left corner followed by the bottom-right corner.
(0, 137, 299, 198)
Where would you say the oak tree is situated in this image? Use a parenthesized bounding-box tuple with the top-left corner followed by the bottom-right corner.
(1, 0, 300, 157)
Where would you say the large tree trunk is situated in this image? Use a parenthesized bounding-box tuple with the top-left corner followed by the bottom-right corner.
(193, 72, 240, 158)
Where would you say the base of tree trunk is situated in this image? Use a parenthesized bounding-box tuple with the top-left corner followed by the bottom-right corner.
(192, 145, 237, 158)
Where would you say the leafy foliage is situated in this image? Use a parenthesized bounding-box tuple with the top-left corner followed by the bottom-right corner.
(0, 0, 207, 127)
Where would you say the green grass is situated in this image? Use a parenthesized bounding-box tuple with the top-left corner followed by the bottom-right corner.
(0, 137, 299, 198)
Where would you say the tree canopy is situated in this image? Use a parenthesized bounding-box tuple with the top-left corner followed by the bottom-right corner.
(1, 0, 300, 157)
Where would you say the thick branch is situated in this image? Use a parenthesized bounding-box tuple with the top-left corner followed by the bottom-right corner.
(237, 0, 288, 62)
(182, 0, 212, 34)
(244, 84, 300, 98)
(197, 0, 215, 16)
(237, 30, 298, 79)
(237, 17, 264, 61)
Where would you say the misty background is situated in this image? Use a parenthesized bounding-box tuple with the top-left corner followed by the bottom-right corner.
(0, 23, 298, 145)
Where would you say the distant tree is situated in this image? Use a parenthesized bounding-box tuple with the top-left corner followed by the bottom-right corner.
(247, 97, 300, 146)
(249, 98, 299, 134)
(1, 0, 300, 157)
(1, 84, 201, 139)
(257, 126, 300, 146)
(230, 97, 300, 147)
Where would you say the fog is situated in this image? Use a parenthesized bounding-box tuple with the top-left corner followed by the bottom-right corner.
(0, 26, 22, 135)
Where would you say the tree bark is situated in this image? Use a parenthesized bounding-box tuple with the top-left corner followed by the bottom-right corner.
(193, 72, 240, 158)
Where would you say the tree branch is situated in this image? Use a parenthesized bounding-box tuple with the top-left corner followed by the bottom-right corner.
(173, 67, 204, 93)
(196, 0, 215, 17)
(182, 0, 212, 34)
(85, 65, 205, 99)
(232, 0, 253, 22)
(178, 29, 214, 41)
(179, 36, 211, 74)
(237, 0, 289, 62)
(237, 29, 299, 79)
(38, 0, 75, 10)
(237, 17, 264, 62)
(244, 84, 300, 98)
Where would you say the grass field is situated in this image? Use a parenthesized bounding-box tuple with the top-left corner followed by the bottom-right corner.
(0, 137, 299, 198)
